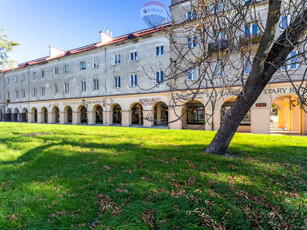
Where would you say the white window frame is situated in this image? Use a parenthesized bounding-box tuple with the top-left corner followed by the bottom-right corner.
(93, 79, 99, 90)
(64, 65, 69, 74)
(130, 74, 137, 87)
(155, 71, 164, 84)
(33, 88, 37, 97)
(41, 87, 46, 96)
(81, 81, 86, 92)
(155, 44, 164, 56)
(114, 54, 121, 65)
(187, 67, 198, 80)
(41, 70, 45, 78)
(15, 91, 19, 99)
(80, 61, 86, 70)
(14, 76, 18, 83)
(33, 72, 37, 80)
(130, 51, 138, 61)
(114, 76, 121, 88)
(54, 67, 59, 75)
(22, 90, 26, 98)
(54, 84, 59, 94)
(64, 83, 70, 94)
(93, 59, 99, 69)
(281, 50, 298, 71)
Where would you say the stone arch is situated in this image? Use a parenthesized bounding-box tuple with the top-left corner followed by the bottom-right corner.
(220, 97, 251, 133)
(6, 108, 12, 122)
(22, 108, 28, 122)
(31, 107, 38, 123)
(152, 101, 169, 126)
(93, 104, 103, 124)
(64, 106, 73, 124)
(271, 94, 302, 134)
(182, 100, 206, 130)
(111, 104, 122, 125)
(52, 106, 60, 123)
(130, 103, 143, 125)
(41, 107, 48, 123)
(13, 108, 20, 122)
(78, 105, 88, 124)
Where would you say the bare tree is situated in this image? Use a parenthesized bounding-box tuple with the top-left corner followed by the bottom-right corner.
(140, 0, 307, 155)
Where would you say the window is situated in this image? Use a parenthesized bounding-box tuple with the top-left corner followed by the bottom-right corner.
(156, 71, 164, 84)
(7, 92, 10, 99)
(80, 61, 86, 70)
(14, 76, 18, 83)
(93, 79, 99, 90)
(64, 83, 70, 94)
(281, 14, 292, 31)
(245, 23, 258, 37)
(114, 76, 121, 88)
(216, 30, 226, 41)
(130, 52, 138, 61)
(156, 45, 164, 56)
(22, 90, 26, 98)
(6, 78, 9, 84)
(282, 50, 298, 71)
(55, 67, 59, 75)
(33, 88, 37, 97)
(130, 74, 137, 87)
(64, 65, 69, 73)
(245, 58, 252, 74)
(41, 87, 46, 96)
(33, 72, 37, 80)
(187, 36, 197, 49)
(54, 84, 59, 94)
(42, 70, 45, 78)
(81, 81, 86, 92)
(187, 102, 205, 124)
(186, 11, 197, 20)
(93, 59, 99, 68)
(187, 67, 198, 80)
(212, 1, 225, 14)
(15, 91, 19, 99)
(213, 61, 225, 77)
(21, 75, 25, 82)
(114, 54, 121, 64)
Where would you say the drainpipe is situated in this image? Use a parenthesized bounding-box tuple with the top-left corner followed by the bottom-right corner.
(104, 47, 107, 125)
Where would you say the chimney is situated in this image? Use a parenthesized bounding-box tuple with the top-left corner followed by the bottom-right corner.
(99, 29, 113, 45)
(49, 46, 65, 58)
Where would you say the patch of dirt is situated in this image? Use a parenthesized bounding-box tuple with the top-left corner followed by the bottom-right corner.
(17, 132, 55, 137)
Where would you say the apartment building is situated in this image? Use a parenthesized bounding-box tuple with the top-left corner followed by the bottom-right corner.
(0, 0, 306, 135)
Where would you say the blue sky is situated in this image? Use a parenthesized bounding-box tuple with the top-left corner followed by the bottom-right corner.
(1, 0, 171, 64)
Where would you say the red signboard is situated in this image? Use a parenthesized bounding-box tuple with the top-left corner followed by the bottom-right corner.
(256, 103, 267, 108)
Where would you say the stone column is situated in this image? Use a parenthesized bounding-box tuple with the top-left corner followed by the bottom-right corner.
(168, 106, 183, 130)
(59, 112, 67, 124)
(104, 111, 112, 125)
(28, 112, 34, 123)
(72, 112, 80, 125)
(121, 111, 131, 127)
(48, 112, 55, 124)
(37, 112, 44, 123)
(87, 111, 96, 125)
(143, 110, 154, 127)
(251, 106, 270, 134)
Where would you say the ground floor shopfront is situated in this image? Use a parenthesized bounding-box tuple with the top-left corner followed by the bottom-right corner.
(0, 82, 306, 135)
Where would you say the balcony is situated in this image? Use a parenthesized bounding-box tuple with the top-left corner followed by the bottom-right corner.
(239, 33, 263, 47)
(208, 40, 229, 52)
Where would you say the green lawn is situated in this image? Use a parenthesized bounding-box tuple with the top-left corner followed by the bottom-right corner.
(0, 123, 306, 229)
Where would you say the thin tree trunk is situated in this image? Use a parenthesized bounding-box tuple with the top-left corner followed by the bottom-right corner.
(205, 4, 307, 155)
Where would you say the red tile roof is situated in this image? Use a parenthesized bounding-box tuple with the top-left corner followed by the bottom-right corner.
(1, 23, 171, 73)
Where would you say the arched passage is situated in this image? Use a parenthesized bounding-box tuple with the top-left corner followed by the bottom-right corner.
(112, 104, 122, 125)
(270, 94, 303, 134)
(22, 108, 28, 122)
(94, 105, 103, 124)
(79, 105, 88, 124)
(31, 107, 38, 123)
(131, 103, 143, 125)
(52, 106, 60, 123)
(0, 109, 3, 121)
(183, 100, 205, 130)
(6, 109, 12, 122)
(220, 98, 251, 133)
(41, 107, 48, 123)
(13, 108, 19, 122)
(65, 106, 73, 124)
(153, 102, 168, 126)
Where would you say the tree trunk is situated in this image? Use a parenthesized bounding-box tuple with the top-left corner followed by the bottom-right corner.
(205, 5, 307, 155)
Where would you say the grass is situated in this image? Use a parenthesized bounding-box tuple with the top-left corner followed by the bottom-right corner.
(0, 122, 306, 229)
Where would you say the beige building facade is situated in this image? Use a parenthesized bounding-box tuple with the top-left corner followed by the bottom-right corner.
(0, 0, 306, 135)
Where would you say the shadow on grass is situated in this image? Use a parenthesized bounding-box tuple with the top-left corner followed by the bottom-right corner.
(0, 133, 306, 229)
